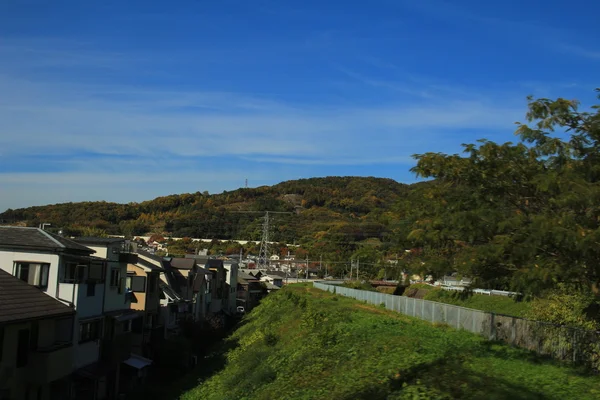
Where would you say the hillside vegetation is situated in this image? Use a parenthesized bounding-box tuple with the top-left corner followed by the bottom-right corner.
(181, 285, 600, 400)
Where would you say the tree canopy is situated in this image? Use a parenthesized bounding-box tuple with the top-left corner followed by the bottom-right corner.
(411, 89, 600, 296)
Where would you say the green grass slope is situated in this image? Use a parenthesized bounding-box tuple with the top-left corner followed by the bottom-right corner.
(422, 287, 532, 317)
(182, 284, 600, 400)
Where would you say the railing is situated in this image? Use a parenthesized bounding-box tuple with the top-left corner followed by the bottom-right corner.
(313, 281, 600, 371)
(28, 344, 74, 384)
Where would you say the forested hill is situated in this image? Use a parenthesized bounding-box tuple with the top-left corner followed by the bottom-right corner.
(0, 176, 420, 245)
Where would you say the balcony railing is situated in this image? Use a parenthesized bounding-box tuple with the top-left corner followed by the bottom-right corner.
(27, 343, 74, 384)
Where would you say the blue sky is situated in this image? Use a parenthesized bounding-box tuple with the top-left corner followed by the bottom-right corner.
(0, 0, 598, 211)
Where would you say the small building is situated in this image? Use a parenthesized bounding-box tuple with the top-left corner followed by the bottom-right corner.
(126, 257, 164, 359)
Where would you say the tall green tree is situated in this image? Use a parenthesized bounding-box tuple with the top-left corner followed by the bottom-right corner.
(411, 90, 600, 295)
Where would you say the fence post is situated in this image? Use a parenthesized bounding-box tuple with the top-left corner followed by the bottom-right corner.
(457, 307, 461, 330)
(413, 298, 417, 317)
(421, 299, 425, 319)
(443, 304, 448, 324)
(490, 312, 496, 341)
(511, 317, 516, 345)
(572, 329, 577, 364)
(432, 302, 435, 323)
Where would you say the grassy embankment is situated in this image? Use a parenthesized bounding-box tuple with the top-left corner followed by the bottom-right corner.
(181, 284, 600, 400)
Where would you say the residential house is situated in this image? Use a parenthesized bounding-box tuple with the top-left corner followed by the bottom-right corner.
(72, 237, 144, 399)
(223, 262, 238, 315)
(126, 257, 163, 358)
(237, 272, 266, 312)
(0, 227, 110, 398)
(0, 270, 75, 400)
(136, 251, 187, 337)
(205, 260, 227, 314)
(260, 274, 283, 288)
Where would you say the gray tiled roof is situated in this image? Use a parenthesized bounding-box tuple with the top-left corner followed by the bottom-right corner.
(238, 271, 259, 281)
(169, 258, 196, 270)
(0, 226, 94, 254)
(0, 269, 74, 324)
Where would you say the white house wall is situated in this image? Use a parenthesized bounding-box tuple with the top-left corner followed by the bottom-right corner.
(0, 250, 60, 297)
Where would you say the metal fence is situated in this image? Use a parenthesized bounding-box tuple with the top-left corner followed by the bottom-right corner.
(313, 281, 600, 371)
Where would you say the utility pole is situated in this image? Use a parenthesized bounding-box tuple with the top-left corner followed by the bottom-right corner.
(349, 259, 353, 281)
(305, 255, 309, 281)
(356, 258, 360, 281)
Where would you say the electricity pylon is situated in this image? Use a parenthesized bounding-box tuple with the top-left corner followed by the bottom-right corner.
(233, 210, 293, 269)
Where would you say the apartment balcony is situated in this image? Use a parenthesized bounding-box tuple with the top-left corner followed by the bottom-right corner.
(27, 343, 74, 384)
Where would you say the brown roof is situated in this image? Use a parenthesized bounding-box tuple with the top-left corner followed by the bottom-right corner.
(0, 269, 74, 324)
(0, 226, 94, 254)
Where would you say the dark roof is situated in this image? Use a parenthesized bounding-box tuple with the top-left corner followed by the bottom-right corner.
(0, 269, 74, 324)
(137, 257, 165, 272)
(206, 259, 224, 269)
(267, 270, 286, 278)
(74, 237, 125, 245)
(238, 271, 259, 281)
(192, 274, 206, 292)
(170, 258, 196, 270)
(0, 226, 94, 254)
(159, 281, 182, 301)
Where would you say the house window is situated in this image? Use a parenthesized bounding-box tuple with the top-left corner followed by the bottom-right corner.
(16, 329, 29, 368)
(110, 269, 120, 288)
(13, 262, 50, 289)
(79, 320, 101, 343)
(126, 275, 146, 293)
(64, 262, 86, 283)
